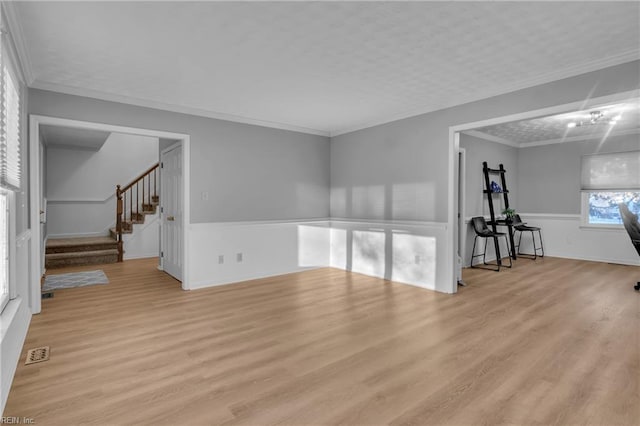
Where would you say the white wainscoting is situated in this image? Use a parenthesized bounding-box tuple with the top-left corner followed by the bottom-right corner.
(188, 220, 331, 289)
(463, 214, 640, 267)
(517, 214, 639, 266)
(1, 230, 33, 412)
(329, 219, 449, 292)
(187, 218, 451, 293)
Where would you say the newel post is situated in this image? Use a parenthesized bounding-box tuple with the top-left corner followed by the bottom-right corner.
(116, 185, 124, 262)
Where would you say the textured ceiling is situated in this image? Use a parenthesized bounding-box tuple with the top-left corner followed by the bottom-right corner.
(13, 2, 640, 136)
(40, 125, 111, 151)
(468, 98, 640, 146)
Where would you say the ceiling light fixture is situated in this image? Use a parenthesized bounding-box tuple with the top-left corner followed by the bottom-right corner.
(567, 110, 619, 128)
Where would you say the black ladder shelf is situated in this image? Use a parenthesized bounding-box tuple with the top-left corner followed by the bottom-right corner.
(482, 162, 516, 265)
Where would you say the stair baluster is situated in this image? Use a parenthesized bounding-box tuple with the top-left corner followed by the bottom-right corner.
(115, 185, 124, 262)
(114, 163, 160, 261)
(136, 182, 140, 221)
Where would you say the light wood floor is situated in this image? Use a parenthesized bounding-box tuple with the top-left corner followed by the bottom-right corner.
(4, 257, 639, 425)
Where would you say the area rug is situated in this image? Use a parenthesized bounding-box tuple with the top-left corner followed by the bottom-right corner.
(43, 270, 109, 291)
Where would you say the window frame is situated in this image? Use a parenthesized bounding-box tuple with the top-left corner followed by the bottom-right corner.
(580, 150, 640, 230)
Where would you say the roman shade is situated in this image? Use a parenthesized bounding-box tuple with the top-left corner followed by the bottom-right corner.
(581, 151, 640, 191)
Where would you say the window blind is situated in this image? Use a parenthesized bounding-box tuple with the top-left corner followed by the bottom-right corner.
(581, 151, 640, 191)
(0, 33, 21, 191)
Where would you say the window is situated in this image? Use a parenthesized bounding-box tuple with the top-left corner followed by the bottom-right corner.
(581, 151, 640, 227)
(0, 11, 22, 312)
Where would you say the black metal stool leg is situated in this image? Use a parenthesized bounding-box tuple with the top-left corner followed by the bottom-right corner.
(483, 238, 489, 266)
(470, 235, 478, 268)
(515, 230, 522, 255)
(530, 230, 537, 260)
(502, 234, 512, 268)
(537, 229, 545, 257)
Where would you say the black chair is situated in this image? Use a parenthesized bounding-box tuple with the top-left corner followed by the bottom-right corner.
(513, 214, 544, 259)
(618, 203, 640, 291)
(470, 217, 512, 271)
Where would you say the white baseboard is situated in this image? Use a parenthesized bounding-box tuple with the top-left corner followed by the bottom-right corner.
(541, 252, 640, 267)
(123, 253, 159, 261)
(189, 266, 325, 290)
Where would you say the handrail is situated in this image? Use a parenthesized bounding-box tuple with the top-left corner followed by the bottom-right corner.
(115, 162, 159, 262)
(119, 163, 160, 193)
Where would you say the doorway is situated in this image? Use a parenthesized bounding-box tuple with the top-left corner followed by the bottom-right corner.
(448, 89, 640, 292)
(29, 115, 191, 314)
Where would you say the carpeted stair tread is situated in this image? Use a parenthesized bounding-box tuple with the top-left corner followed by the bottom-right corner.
(46, 237, 118, 254)
(46, 249, 119, 269)
(47, 236, 116, 247)
(46, 249, 119, 259)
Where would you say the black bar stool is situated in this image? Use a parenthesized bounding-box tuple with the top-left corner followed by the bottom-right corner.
(513, 214, 544, 259)
(470, 216, 512, 271)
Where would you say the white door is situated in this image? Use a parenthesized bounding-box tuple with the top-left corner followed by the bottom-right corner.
(161, 144, 183, 281)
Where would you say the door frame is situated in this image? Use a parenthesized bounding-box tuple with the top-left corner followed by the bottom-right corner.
(446, 88, 640, 294)
(457, 146, 466, 283)
(29, 115, 192, 313)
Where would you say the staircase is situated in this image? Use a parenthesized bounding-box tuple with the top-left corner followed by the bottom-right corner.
(114, 163, 160, 261)
(46, 236, 119, 269)
(44, 163, 160, 269)
(109, 195, 159, 240)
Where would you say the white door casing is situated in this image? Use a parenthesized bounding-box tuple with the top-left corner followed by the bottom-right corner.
(161, 144, 183, 281)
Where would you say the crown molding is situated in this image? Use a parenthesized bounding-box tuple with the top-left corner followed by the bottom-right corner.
(1, 2, 34, 85)
(29, 80, 331, 137)
(462, 130, 520, 148)
(27, 49, 639, 140)
(330, 50, 640, 137)
(519, 127, 640, 148)
(463, 125, 639, 149)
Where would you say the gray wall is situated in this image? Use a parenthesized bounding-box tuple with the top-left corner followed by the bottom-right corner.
(460, 134, 518, 218)
(330, 60, 640, 223)
(517, 133, 640, 214)
(29, 89, 331, 223)
(47, 133, 158, 201)
(45, 133, 159, 236)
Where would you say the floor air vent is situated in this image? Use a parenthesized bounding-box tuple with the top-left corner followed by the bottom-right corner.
(25, 346, 50, 365)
